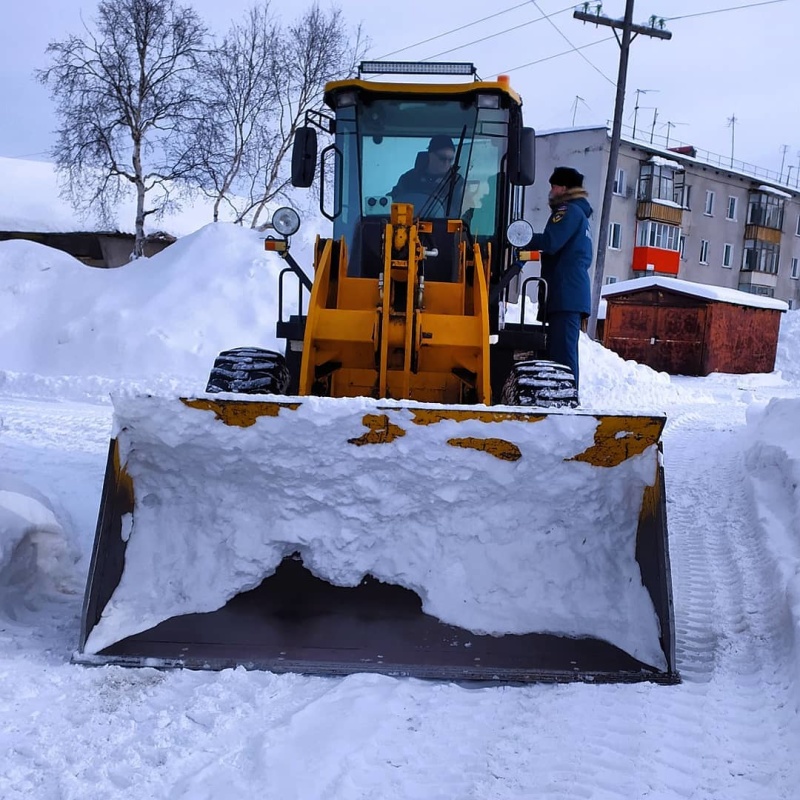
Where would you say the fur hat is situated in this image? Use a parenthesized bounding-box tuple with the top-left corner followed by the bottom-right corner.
(428, 135, 456, 152)
(549, 166, 584, 188)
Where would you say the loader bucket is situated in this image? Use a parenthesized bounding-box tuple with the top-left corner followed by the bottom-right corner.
(75, 394, 678, 684)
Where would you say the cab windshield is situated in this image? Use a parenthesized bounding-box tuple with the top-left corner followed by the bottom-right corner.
(332, 96, 509, 259)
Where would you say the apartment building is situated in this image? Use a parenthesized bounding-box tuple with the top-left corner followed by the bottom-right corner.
(525, 126, 800, 310)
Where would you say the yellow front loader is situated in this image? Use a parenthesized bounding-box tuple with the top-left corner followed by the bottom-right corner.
(76, 62, 678, 684)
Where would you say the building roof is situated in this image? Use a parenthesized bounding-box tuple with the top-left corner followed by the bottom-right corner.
(601, 276, 789, 312)
(534, 125, 800, 197)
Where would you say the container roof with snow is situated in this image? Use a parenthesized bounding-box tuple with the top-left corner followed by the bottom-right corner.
(602, 276, 788, 312)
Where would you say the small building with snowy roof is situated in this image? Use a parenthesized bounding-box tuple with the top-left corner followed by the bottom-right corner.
(601, 276, 788, 376)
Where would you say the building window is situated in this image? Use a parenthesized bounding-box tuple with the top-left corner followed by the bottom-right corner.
(608, 222, 622, 249)
(679, 234, 687, 259)
(613, 169, 626, 196)
(722, 243, 734, 268)
(637, 163, 685, 205)
(796, 215, 800, 236)
(726, 196, 737, 220)
(791, 257, 799, 279)
(747, 192, 784, 230)
(636, 220, 680, 251)
(704, 190, 715, 216)
(742, 240, 780, 274)
(699, 239, 709, 264)
(604, 276, 618, 285)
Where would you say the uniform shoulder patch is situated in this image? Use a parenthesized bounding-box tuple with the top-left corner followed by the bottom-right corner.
(551, 204, 568, 223)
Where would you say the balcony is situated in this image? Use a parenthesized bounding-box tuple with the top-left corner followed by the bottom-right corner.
(632, 246, 680, 276)
(744, 224, 781, 244)
(746, 191, 785, 238)
(637, 200, 684, 226)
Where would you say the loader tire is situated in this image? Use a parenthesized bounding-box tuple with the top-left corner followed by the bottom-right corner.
(205, 347, 291, 395)
(501, 359, 579, 408)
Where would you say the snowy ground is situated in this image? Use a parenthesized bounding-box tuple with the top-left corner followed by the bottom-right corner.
(2, 225, 800, 798)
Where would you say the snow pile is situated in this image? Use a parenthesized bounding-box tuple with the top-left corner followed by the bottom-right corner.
(744, 398, 800, 653)
(578, 334, 710, 412)
(0, 225, 292, 385)
(0, 473, 71, 598)
(776, 309, 800, 383)
(85, 393, 667, 669)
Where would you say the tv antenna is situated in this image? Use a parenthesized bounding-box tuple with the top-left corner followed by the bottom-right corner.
(571, 95, 590, 126)
(661, 120, 687, 149)
(632, 88, 658, 139)
(727, 114, 738, 166)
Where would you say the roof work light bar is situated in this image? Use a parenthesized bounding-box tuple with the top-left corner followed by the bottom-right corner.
(358, 61, 477, 78)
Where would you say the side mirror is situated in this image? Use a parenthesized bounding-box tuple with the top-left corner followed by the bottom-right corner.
(291, 126, 318, 188)
(508, 127, 536, 187)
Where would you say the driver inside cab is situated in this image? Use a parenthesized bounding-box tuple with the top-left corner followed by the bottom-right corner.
(390, 135, 465, 215)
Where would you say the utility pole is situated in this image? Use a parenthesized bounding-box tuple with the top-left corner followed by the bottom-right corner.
(779, 144, 789, 178)
(574, 1, 672, 340)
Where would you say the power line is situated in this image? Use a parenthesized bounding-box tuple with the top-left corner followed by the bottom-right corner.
(377, 1, 536, 59)
(496, 35, 615, 74)
(530, 0, 615, 85)
(420, 3, 576, 62)
(383, 0, 573, 61)
(666, 0, 787, 21)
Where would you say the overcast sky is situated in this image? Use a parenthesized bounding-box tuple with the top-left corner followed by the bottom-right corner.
(1, 0, 797, 180)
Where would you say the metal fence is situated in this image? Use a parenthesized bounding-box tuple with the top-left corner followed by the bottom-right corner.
(613, 122, 799, 189)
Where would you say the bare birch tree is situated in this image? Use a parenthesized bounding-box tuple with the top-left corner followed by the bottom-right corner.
(37, 0, 207, 258)
(186, 4, 280, 223)
(190, 2, 366, 228)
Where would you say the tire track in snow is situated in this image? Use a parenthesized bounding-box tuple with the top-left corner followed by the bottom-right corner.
(661, 407, 800, 798)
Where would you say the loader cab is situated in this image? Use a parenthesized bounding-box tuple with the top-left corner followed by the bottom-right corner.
(294, 65, 535, 283)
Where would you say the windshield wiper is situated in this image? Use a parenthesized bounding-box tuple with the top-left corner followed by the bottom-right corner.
(418, 125, 467, 220)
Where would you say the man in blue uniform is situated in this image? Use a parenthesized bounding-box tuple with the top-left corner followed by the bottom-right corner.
(526, 166, 593, 392)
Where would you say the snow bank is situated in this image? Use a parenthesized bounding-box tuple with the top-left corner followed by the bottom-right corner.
(84, 393, 667, 669)
(578, 334, 716, 412)
(0, 473, 70, 600)
(0, 224, 293, 385)
(776, 309, 800, 384)
(744, 398, 800, 658)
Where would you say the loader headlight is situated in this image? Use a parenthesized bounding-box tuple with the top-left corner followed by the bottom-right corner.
(272, 207, 301, 237)
(506, 219, 533, 248)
